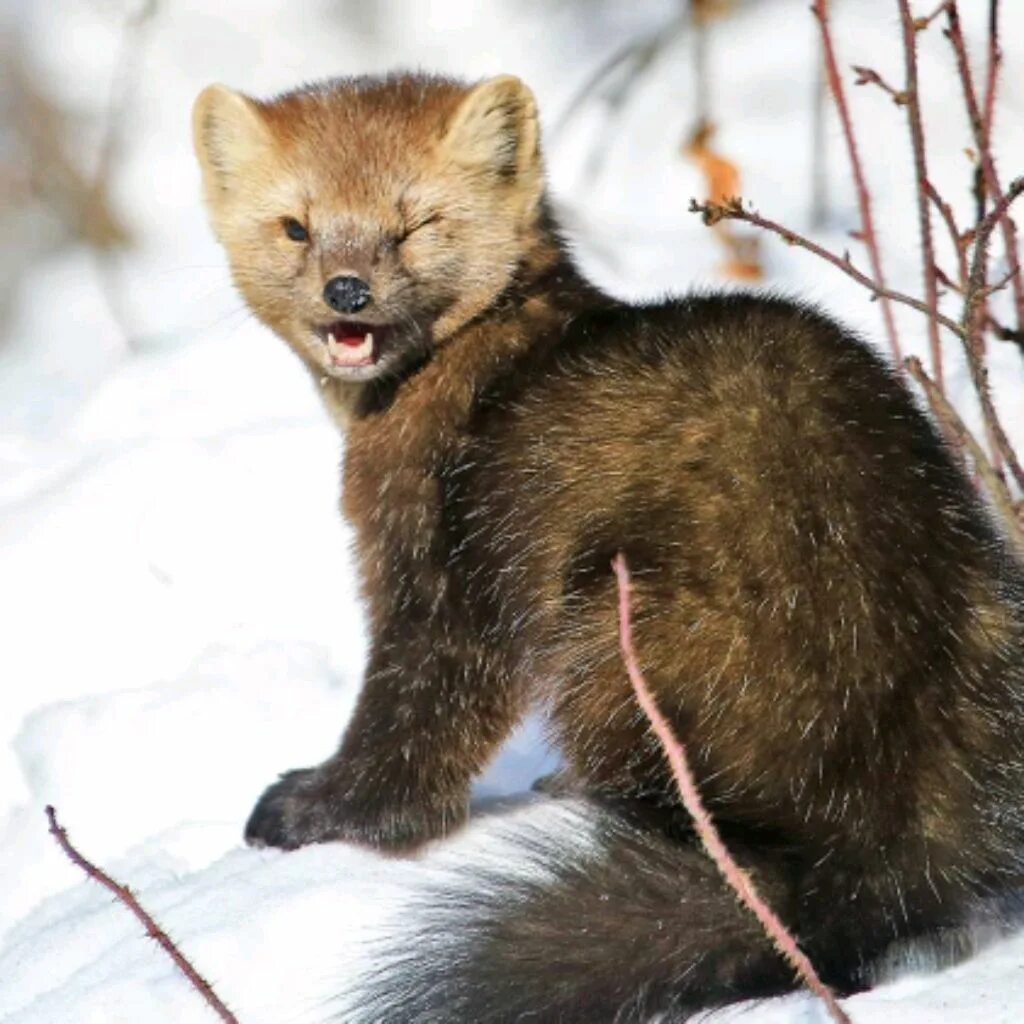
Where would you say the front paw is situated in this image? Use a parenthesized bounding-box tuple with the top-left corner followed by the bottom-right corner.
(244, 767, 467, 852)
(244, 768, 342, 850)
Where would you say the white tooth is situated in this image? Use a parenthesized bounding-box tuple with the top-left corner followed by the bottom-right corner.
(365, 332, 374, 347)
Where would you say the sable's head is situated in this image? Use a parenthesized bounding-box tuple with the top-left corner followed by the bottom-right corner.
(192, 74, 543, 383)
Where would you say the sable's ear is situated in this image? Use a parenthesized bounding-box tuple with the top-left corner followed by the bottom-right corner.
(440, 75, 540, 179)
(192, 84, 270, 198)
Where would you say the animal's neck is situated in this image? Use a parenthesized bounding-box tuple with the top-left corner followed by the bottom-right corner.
(355, 213, 595, 434)
(340, 215, 596, 534)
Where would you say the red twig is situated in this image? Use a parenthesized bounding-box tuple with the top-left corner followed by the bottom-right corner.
(905, 358, 1024, 551)
(915, 0, 952, 30)
(690, 9, 1023, 509)
(690, 198, 966, 338)
(955, 175, 1024, 490)
(811, 0, 902, 366)
(981, 0, 1000, 151)
(964, 176, 1024, 251)
(898, 0, 944, 391)
(45, 806, 241, 1024)
(611, 555, 853, 1024)
(989, 316, 1024, 350)
(946, 1, 1024, 330)
(852, 65, 906, 105)
(926, 181, 969, 287)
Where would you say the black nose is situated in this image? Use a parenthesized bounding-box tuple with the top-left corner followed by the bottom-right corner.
(323, 275, 371, 314)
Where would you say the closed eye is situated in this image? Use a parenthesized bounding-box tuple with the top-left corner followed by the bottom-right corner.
(398, 211, 443, 242)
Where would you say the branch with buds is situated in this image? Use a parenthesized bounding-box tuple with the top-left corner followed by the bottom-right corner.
(691, 0, 1023, 541)
(45, 806, 241, 1024)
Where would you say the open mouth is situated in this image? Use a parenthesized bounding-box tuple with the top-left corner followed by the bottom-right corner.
(318, 321, 393, 369)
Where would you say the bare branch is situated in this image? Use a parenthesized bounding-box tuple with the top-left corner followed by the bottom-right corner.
(905, 358, 1024, 552)
(945, 1, 1024, 330)
(946, 1, 1019, 475)
(612, 555, 852, 1024)
(852, 65, 906, 105)
(963, 176, 1024, 249)
(898, 0, 945, 390)
(981, 1, 1001, 177)
(934, 264, 963, 296)
(690, 8, 1024, 546)
(811, 0, 902, 364)
(45, 806, 241, 1024)
(960, 183, 1024, 491)
(988, 316, 1024, 351)
(914, 0, 953, 30)
(689, 198, 966, 339)
(926, 181, 969, 287)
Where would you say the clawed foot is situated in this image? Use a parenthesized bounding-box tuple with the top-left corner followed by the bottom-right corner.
(244, 766, 467, 852)
(244, 768, 346, 850)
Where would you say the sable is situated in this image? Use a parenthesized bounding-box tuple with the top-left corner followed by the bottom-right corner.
(194, 71, 1024, 1022)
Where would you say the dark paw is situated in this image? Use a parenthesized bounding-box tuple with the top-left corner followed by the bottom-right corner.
(244, 767, 468, 852)
(244, 768, 344, 850)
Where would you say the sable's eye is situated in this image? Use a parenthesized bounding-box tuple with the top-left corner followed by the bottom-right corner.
(282, 217, 309, 242)
(398, 211, 443, 243)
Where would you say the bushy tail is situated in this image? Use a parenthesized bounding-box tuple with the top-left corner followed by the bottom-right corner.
(345, 799, 799, 1023)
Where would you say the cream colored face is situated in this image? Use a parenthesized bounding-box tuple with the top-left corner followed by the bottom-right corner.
(192, 75, 543, 383)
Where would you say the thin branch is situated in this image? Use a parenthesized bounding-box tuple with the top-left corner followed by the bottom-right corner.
(45, 806, 241, 1024)
(935, 264, 963, 295)
(964, 195, 995, 361)
(811, 0, 902, 365)
(612, 555, 852, 1024)
(898, 0, 945, 391)
(960, 183, 1024, 491)
(945, 1, 1024, 330)
(692, 8, 1023, 522)
(689, 198, 966, 338)
(691, 191, 1024, 493)
(985, 267, 1018, 297)
(914, 0, 953, 30)
(852, 65, 906, 105)
(980, 1, 1001, 179)
(964, 176, 1024, 249)
(988, 316, 1024, 351)
(905, 358, 1024, 552)
(926, 181, 969, 287)
(948, 0, 1019, 477)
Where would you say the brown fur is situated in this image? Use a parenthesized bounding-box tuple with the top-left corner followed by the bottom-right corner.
(193, 73, 1024, 1021)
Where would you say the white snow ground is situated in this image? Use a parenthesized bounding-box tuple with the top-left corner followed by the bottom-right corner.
(2, 0, 1024, 1021)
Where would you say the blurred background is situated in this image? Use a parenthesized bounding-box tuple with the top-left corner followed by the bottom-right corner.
(2, 0, 1019, 424)
(0, 0, 938, 427)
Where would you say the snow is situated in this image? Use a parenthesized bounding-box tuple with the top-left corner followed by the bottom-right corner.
(2, 1, 1023, 1021)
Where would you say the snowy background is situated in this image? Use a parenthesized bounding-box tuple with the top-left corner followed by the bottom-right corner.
(2, 0, 1024, 1021)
